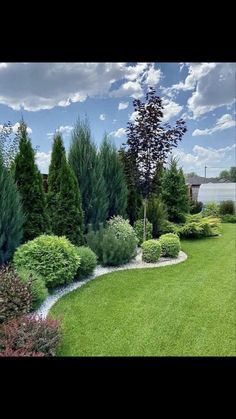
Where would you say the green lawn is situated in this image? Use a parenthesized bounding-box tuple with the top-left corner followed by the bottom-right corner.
(50, 224, 236, 356)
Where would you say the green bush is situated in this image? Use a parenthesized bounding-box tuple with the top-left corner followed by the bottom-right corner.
(13, 235, 81, 289)
(219, 200, 235, 215)
(202, 202, 219, 217)
(158, 220, 179, 236)
(221, 214, 236, 223)
(75, 246, 97, 278)
(189, 200, 203, 214)
(141, 240, 161, 263)
(85, 224, 105, 263)
(17, 268, 48, 310)
(0, 266, 32, 323)
(134, 219, 153, 245)
(159, 233, 181, 258)
(178, 222, 204, 238)
(178, 217, 221, 238)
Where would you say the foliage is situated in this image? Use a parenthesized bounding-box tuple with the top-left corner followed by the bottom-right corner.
(14, 121, 49, 241)
(177, 217, 221, 239)
(0, 315, 60, 356)
(85, 224, 105, 263)
(202, 202, 219, 217)
(159, 233, 181, 258)
(13, 235, 81, 289)
(107, 215, 137, 243)
(141, 239, 161, 263)
(219, 200, 235, 215)
(0, 158, 24, 264)
(189, 200, 203, 214)
(146, 196, 168, 238)
(100, 135, 127, 219)
(17, 268, 48, 310)
(219, 166, 236, 182)
(158, 220, 179, 235)
(75, 246, 97, 279)
(0, 121, 20, 169)
(68, 118, 108, 229)
(134, 219, 153, 245)
(221, 214, 236, 223)
(47, 134, 84, 245)
(177, 222, 203, 238)
(162, 157, 189, 223)
(119, 148, 142, 225)
(0, 265, 32, 323)
(0, 347, 45, 357)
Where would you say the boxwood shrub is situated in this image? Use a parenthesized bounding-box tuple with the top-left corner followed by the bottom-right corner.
(13, 235, 81, 289)
(141, 239, 161, 263)
(75, 246, 97, 279)
(159, 233, 181, 258)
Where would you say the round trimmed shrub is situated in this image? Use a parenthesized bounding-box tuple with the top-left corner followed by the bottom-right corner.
(141, 239, 161, 263)
(159, 233, 181, 258)
(75, 246, 97, 279)
(13, 235, 81, 289)
(17, 268, 48, 310)
(134, 219, 153, 245)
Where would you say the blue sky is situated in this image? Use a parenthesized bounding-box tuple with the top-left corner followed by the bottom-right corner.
(0, 62, 235, 176)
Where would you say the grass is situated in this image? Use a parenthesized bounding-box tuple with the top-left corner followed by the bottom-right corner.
(50, 224, 236, 356)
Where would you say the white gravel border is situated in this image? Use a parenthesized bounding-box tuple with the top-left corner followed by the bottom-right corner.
(34, 250, 187, 319)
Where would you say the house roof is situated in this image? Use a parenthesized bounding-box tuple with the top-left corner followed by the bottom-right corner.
(185, 175, 230, 185)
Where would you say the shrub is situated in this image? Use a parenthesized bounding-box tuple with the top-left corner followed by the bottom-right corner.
(158, 220, 179, 236)
(0, 315, 60, 356)
(102, 228, 136, 266)
(134, 219, 153, 245)
(219, 200, 235, 215)
(178, 217, 221, 238)
(159, 233, 181, 258)
(202, 202, 219, 217)
(141, 240, 161, 263)
(0, 266, 32, 324)
(13, 235, 81, 289)
(178, 222, 204, 238)
(75, 246, 97, 279)
(17, 268, 48, 310)
(0, 348, 45, 357)
(221, 214, 236, 223)
(108, 216, 137, 243)
(86, 224, 105, 263)
(189, 200, 203, 214)
(146, 197, 168, 238)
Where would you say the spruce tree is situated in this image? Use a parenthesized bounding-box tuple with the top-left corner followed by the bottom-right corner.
(14, 121, 49, 241)
(0, 155, 24, 264)
(47, 133, 84, 245)
(100, 135, 128, 219)
(68, 118, 108, 229)
(162, 157, 189, 223)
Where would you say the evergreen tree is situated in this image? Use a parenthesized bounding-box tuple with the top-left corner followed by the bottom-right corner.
(68, 118, 108, 229)
(0, 155, 25, 264)
(146, 196, 167, 238)
(162, 157, 189, 223)
(100, 135, 128, 219)
(14, 121, 49, 241)
(48, 133, 84, 245)
(119, 148, 142, 225)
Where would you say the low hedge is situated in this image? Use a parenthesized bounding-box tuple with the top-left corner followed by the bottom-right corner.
(141, 240, 161, 263)
(159, 233, 181, 258)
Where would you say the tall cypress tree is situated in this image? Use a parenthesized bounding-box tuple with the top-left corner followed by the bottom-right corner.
(47, 133, 84, 245)
(14, 121, 49, 241)
(162, 157, 189, 223)
(68, 118, 108, 229)
(0, 154, 24, 264)
(99, 135, 128, 219)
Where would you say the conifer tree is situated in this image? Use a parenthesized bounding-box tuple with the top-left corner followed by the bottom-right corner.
(14, 121, 49, 241)
(0, 155, 24, 264)
(162, 157, 189, 223)
(68, 118, 108, 229)
(99, 135, 128, 219)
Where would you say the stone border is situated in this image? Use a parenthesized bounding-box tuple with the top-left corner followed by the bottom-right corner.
(34, 250, 187, 319)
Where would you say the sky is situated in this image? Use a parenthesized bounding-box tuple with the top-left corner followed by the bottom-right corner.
(0, 62, 235, 177)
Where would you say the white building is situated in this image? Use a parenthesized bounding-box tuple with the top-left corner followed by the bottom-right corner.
(198, 183, 236, 204)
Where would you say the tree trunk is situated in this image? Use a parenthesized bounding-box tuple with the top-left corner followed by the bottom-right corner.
(143, 198, 147, 242)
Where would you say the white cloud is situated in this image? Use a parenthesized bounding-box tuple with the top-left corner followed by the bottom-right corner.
(110, 127, 126, 138)
(0, 122, 32, 134)
(99, 114, 106, 120)
(172, 143, 236, 175)
(35, 151, 51, 174)
(144, 64, 162, 87)
(0, 62, 162, 111)
(47, 125, 73, 139)
(129, 111, 139, 123)
(162, 99, 183, 122)
(192, 114, 236, 136)
(118, 102, 129, 110)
